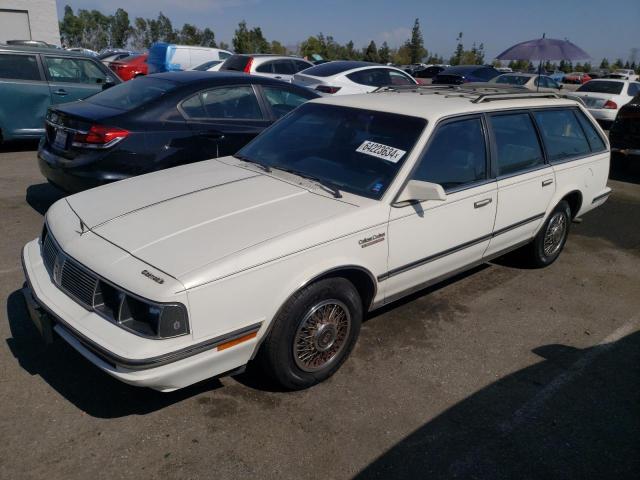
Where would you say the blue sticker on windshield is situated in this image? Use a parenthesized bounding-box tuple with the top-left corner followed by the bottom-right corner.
(371, 183, 383, 193)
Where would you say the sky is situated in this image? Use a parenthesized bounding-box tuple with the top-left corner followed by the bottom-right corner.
(56, 0, 640, 62)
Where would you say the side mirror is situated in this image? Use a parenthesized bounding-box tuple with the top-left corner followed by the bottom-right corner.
(394, 180, 447, 205)
(102, 77, 116, 90)
(558, 84, 563, 90)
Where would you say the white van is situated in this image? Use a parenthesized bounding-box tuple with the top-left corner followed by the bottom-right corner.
(147, 43, 233, 73)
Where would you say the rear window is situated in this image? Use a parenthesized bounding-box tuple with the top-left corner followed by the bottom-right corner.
(220, 55, 252, 72)
(0, 53, 41, 81)
(300, 62, 373, 77)
(577, 81, 624, 94)
(495, 75, 529, 86)
(85, 77, 178, 110)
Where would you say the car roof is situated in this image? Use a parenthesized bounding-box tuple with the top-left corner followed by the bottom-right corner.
(310, 86, 579, 121)
(441, 65, 491, 74)
(0, 44, 87, 57)
(147, 70, 320, 87)
(300, 61, 388, 77)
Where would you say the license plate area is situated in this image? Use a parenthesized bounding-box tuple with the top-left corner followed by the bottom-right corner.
(53, 129, 68, 150)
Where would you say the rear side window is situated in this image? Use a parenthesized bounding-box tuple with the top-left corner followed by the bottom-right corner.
(533, 109, 591, 162)
(273, 60, 296, 75)
(183, 86, 263, 120)
(347, 68, 399, 87)
(474, 68, 499, 81)
(490, 113, 544, 176)
(300, 61, 370, 77)
(294, 60, 312, 72)
(0, 54, 41, 81)
(262, 86, 312, 118)
(255, 61, 275, 73)
(628, 83, 640, 96)
(413, 118, 487, 190)
(574, 110, 606, 153)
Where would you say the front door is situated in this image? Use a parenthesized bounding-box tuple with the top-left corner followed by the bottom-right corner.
(385, 116, 497, 301)
(182, 85, 271, 159)
(42, 56, 110, 105)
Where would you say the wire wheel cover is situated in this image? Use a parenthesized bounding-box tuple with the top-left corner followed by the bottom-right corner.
(544, 212, 567, 256)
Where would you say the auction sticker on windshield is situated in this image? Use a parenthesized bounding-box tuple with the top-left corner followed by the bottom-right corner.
(356, 141, 406, 163)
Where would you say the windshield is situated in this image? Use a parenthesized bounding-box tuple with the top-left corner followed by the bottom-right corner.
(85, 77, 179, 110)
(577, 81, 623, 94)
(495, 75, 529, 86)
(237, 103, 426, 199)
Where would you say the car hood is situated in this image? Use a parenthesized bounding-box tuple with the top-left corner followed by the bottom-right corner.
(66, 158, 358, 283)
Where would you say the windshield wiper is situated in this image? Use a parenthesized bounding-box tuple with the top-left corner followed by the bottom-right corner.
(278, 167, 342, 198)
(233, 153, 271, 173)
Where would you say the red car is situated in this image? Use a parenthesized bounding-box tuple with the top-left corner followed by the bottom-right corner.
(563, 72, 592, 84)
(109, 54, 148, 81)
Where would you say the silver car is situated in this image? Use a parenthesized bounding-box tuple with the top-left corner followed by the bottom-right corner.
(220, 54, 314, 82)
(490, 73, 563, 92)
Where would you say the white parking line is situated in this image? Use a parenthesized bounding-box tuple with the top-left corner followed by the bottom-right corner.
(450, 320, 638, 476)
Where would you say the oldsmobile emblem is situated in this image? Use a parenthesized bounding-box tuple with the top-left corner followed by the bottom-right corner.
(358, 232, 385, 248)
(141, 269, 165, 284)
(76, 219, 89, 235)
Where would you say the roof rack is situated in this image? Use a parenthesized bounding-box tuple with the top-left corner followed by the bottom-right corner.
(372, 84, 562, 103)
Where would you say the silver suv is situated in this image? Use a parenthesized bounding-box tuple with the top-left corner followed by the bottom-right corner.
(220, 54, 314, 82)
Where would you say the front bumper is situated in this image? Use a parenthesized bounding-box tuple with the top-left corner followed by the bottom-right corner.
(21, 240, 260, 391)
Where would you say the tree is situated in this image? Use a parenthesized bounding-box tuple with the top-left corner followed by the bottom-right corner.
(405, 18, 426, 64)
(200, 28, 217, 48)
(363, 40, 379, 63)
(179, 23, 201, 45)
(600, 58, 610, 69)
(219, 41, 230, 51)
(110, 8, 131, 48)
(344, 40, 358, 60)
(451, 32, 464, 65)
(378, 41, 390, 64)
(270, 40, 287, 55)
(232, 21, 270, 54)
(59, 5, 83, 47)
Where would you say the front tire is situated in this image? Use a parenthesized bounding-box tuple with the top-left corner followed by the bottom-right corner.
(526, 200, 572, 267)
(257, 277, 362, 390)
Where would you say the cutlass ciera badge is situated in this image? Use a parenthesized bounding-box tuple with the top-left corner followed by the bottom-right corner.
(141, 269, 165, 284)
(358, 232, 385, 248)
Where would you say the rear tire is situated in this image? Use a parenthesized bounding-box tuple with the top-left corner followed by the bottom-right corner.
(257, 277, 362, 390)
(525, 200, 572, 268)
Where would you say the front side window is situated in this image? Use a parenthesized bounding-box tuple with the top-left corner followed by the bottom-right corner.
(412, 118, 487, 190)
(294, 60, 312, 72)
(490, 113, 544, 176)
(44, 57, 107, 84)
(0, 54, 41, 81)
(184, 86, 263, 120)
(237, 103, 427, 199)
(533, 109, 591, 162)
(262, 86, 312, 118)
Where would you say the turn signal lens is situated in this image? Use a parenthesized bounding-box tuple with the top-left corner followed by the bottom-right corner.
(217, 332, 257, 351)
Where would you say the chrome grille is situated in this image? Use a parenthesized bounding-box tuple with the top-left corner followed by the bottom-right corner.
(42, 229, 98, 310)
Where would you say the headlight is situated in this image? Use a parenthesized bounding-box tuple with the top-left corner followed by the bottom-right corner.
(93, 280, 189, 339)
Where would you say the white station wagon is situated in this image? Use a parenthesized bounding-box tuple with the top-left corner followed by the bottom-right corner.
(22, 86, 611, 392)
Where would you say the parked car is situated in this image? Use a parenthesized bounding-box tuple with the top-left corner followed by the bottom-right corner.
(109, 54, 148, 81)
(490, 73, 562, 92)
(431, 65, 500, 85)
(6, 39, 58, 48)
(293, 61, 417, 94)
(66, 47, 98, 56)
(563, 72, 592, 84)
(570, 79, 640, 127)
(38, 71, 319, 192)
(191, 60, 223, 71)
(98, 50, 140, 67)
(147, 43, 233, 73)
(0, 45, 119, 143)
(609, 93, 640, 163)
(23, 86, 610, 392)
(607, 69, 639, 81)
(550, 71, 565, 83)
(220, 54, 313, 82)
(413, 65, 446, 84)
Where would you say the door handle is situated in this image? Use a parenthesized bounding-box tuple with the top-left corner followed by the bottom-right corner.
(198, 131, 225, 140)
(542, 179, 554, 187)
(54, 89, 68, 96)
(274, 76, 282, 79)
(474, 198, 492, 208)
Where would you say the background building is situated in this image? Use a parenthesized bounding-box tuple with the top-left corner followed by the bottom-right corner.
(0, 0, 60, 46)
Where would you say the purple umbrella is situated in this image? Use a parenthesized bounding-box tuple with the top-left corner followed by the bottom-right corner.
(496, 37, 590, 61)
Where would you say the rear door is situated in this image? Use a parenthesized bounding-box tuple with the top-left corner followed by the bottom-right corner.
(42, 55, 113, 104)
(180, 84, 271, 158)
(0, 52, 49, 139)
(484, 111, 555, 257)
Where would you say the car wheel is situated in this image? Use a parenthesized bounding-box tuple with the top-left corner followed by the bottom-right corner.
(527, 200, 572, 268)
(257, 277, 362, 390)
